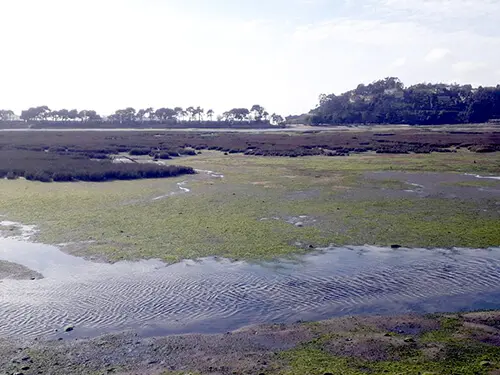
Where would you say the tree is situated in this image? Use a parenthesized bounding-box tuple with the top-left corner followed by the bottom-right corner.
(225, 108, 250, 121)
(0, 110, 15, 121)
(207, 109, 214, 121)
(111, 108, 136, 123)
(58, 109, 70, 121)
(271, 113, 285, 125)
(68, 109, 79, 121)
(186, 107, 196, 121)
(136, 109, 147, 123)
(250, 105, 266, 122)
(174, 107, 184, 122)
(155, 108, 176, 122)
(20, 106, 50, 121)
(195, 106, 204, 122)
(78, 110, 88, 122)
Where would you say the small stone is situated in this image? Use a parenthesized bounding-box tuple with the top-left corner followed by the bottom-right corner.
(391, 244, 402, 249)
(404, 337, 415, 343)
(13, 372, 24, 375)
(21, 366, 30, 371)
(295, 222, 304, 228)
(308, 245, 314, 249)
(480, 360, 492, 367)
(21, 356, 31, 361)
(64, 324, 74, 332)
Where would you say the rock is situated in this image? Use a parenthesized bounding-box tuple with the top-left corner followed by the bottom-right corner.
(13, 372, 24, 375)
(308, 245, 314, 249)
(64, 324, 74, 332)
(480, 360, 492, 367)
(21, 356, 30, 361)
(21, 366, 30, 371)
(391, 244, 402, 249)
(404, 337, 415, 343)
(295, 222, 304, 228)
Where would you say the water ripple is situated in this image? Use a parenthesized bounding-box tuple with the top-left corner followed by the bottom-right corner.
(1, 237, 500, 339)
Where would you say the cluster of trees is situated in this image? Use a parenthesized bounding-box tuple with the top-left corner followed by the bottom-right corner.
(1, 105, 286, 126)
(308, 77, 500, 125)
(0, 109, 15, 121)
(18, 106, 102, 122)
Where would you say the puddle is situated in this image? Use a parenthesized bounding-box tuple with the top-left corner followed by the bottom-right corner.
(1, 226, 500, 341)
(465, 173, 500, 181)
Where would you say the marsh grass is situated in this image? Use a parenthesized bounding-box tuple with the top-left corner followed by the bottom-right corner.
(0, 151, 498, 262)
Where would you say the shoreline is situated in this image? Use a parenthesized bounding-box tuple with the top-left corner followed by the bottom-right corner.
(1, 311, 499, 374)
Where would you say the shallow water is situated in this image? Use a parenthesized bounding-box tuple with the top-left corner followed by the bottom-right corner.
(1, 236, 500, 341)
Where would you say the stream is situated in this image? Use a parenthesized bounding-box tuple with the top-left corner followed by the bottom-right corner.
(1, 231, 500, 341)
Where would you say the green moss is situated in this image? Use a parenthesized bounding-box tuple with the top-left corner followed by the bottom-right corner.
(0, 151, 498, 262)
(281, 337, 500, 375)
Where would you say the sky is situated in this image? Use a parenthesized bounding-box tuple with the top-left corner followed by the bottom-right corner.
(0, 0, 499, 117)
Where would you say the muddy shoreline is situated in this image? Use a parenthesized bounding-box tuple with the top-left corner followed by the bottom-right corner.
(1, 311, 499, 374)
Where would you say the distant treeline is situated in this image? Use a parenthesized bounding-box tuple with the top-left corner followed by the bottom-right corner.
(288, 77, 500, 126)
(0, 105, 286, 128)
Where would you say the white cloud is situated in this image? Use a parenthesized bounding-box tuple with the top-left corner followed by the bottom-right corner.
(424, 48, 451, 63)
(379, 0, 500, 20)
(294, 19, 431, 45)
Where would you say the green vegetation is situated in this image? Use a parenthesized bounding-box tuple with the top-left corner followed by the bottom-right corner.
(307, 77, 500, 126)
(0, 151, 498, 262)
(280, 315, 500, 375)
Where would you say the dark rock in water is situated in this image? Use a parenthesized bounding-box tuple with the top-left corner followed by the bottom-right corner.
(391, 244, 402, 249)
(21, 365, 30, 371)
(21, 356, 30, 361)
(64, 324, 74, 332)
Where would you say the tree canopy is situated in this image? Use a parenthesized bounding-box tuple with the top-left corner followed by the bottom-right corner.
(308, 77, 500, 125)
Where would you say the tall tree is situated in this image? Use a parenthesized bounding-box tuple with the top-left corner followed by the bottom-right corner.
(174, 107, 184, 122)
(207, 109, 214, 121)
(0, 110, 15, 121)
(186, 107, 196, 121)
(195, 106, 204, 122)
(250, 105, 265, 121)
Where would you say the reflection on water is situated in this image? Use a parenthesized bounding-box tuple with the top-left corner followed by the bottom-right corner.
(1, 235, 500, 340)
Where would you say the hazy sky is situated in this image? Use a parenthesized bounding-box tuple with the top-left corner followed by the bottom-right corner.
(1, 0, 499, 116)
